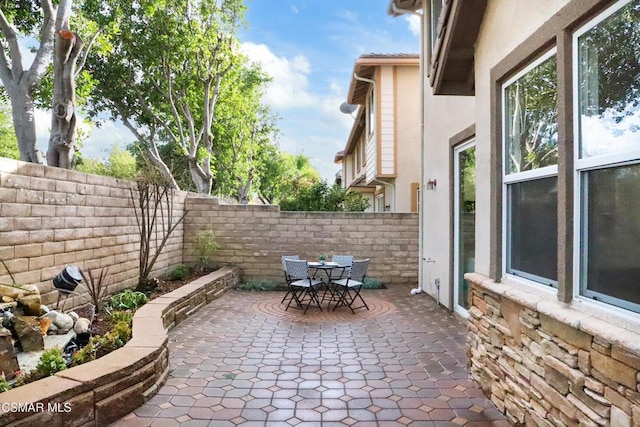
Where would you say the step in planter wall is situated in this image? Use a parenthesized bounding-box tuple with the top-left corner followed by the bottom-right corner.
(0, 266, 240, 426)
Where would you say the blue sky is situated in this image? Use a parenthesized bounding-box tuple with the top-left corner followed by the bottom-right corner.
(238, 0, 420, 181)
(33, 0, 420, 183)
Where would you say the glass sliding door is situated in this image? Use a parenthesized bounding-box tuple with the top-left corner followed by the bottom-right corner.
(454, 141, 476, 317)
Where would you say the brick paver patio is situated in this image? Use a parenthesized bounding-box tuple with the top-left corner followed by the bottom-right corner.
(113, 285, 510, 426)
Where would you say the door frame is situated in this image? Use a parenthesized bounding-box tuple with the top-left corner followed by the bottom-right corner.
(453, 138, 476, 318)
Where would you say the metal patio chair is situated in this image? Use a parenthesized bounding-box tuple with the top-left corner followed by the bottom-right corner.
(331, 258, 370, 313)
(281, 255, 301, 306)
(283, 259, 324, 314)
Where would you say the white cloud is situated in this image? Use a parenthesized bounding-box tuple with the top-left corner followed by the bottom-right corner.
(405, 15, 421, 37)
(241, 42, 313, 109)
(291, 5, 299, 14)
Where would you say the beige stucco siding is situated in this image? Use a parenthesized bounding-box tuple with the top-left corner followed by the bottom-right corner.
(379, 66, 396, 176)
(473, 0, 570, 277)
(394, 65, 421, 213)
(421, 92, 474, 306)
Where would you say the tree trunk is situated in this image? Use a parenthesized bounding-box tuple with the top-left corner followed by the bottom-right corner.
(9, 88, 42, 163)
(236, 170, 253, 205)
(187, 157, 212, 195)
(47, 26, 83, 168)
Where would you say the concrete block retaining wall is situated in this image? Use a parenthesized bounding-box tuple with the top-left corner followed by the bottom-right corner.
(466, 273, 640, 427)
(0, 266, 240, 426)
(0, 158, 186, 309)
(183, 196, 419, 286)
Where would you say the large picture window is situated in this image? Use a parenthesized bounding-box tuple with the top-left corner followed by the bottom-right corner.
(575, 0, 640, 312)
(503, 51, 558, 286)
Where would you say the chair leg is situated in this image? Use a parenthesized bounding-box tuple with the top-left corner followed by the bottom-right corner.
(302, 286, 322, 314)
(285, 287, 305, 311)
(347, 286, 369, 313)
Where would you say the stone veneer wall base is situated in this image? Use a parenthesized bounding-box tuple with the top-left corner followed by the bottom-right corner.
(466, 272, 640, 427)
(0, 266, 240, 426)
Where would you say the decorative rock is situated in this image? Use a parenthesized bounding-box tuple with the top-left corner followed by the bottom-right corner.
(16, 284, 42, 316)
(38, 317, 52, 335)
(13, 316, 44, 352)
(69, 311, 79, 322)
(0, 327, 18, 380)
(41, 311, 74, 334)
(73, 318, 92, 335)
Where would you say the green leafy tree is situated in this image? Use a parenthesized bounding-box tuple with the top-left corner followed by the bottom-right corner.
(0, 101, 19, 159)
(212, 62, 279, 203)
(0, 0, 74, 163)
(76, 144, 137, 180)
(82, 0, 246, 193)
(257, 151, 321, 204)
(280, 180, 370, 212)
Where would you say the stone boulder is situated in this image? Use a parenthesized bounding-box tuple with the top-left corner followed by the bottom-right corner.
(0, 327, 18, 379)
(41, 311, 74, 334)
(14, 316, 44, 352)
(16, 285, 43, 316)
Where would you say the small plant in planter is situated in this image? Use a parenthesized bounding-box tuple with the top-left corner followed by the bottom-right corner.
(195, 229, 219, 273)
(15, 348, 67, 386)
(79, 266, 110, 315)
(318, 254, 327, 265)
(168, 264, 190, 281)
(106, 289, 148, 311)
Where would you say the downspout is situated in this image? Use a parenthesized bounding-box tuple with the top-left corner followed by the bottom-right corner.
(390, 1, 426, 295)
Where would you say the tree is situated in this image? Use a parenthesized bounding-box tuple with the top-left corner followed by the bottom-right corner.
(212, 63, 278, 204)
(279, 180, 370, 212)
(0, 100, 18, 159)
(46, 18, 83, 168)
(83, 0, 246, 193)
(76, 143, 137, 180)
(0, 0, 72, 163)
(257, 152, 321, 204)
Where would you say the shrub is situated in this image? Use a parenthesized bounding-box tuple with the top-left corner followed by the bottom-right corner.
(168, 264, 190, 281)
(362, 278, 384, 289)
(194, 229, 219, 273)
(236, 279, 280, 292)
(107, 289, 148, 311)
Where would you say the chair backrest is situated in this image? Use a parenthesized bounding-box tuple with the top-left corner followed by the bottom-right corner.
(349, 259, 370, 281)
(281, 255, 300, 271)
(332, 255, 353, 267)
(284, 259, 309, 280)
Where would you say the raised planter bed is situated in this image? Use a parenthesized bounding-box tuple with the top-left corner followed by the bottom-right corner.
(0, 266, 240, 426)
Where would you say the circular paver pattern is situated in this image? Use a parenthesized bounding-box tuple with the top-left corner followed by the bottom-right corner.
(251, 295, 396, 322)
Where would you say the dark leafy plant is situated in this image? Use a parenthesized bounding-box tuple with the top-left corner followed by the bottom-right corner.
(236, 279, 280, 292)
(362, 278, 384, 290)
(79, 266, 110, 314)
(168, 264, 190, 281)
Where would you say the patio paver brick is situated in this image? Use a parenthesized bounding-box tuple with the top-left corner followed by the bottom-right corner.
(111, 286, 510, 426)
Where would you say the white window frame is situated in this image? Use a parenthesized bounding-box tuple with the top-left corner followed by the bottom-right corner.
(501, 48, 559, 288)
(572, 0, 640, 313)
(367, 87, 376, 137)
